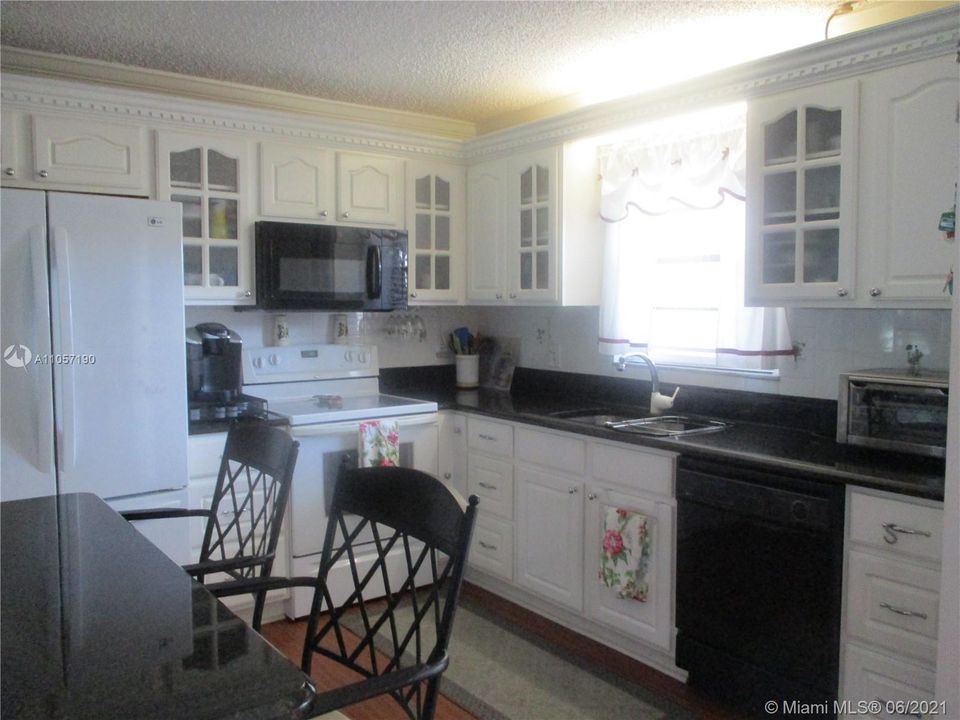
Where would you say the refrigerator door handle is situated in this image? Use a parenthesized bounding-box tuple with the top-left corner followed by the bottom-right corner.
(28, 225, 54, 474)
(50, 226, 77, 473)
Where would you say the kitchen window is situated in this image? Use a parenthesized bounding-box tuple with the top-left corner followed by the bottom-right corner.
(597, 104, 792, 372)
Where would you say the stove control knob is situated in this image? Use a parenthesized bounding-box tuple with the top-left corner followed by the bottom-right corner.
(343, 350, 353, 363)
(268, 354, 280, 366)
(252, 356, 264, 369)
(358, 350, 367, 364)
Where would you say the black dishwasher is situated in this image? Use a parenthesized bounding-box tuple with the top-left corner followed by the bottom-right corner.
(676, 456, 844, 718)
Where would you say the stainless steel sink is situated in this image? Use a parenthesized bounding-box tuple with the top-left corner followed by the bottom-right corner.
(550, 408, 727, 436)
(604, 416, 727, 436)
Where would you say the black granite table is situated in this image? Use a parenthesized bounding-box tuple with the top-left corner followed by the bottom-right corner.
(0, 493, 314, 720)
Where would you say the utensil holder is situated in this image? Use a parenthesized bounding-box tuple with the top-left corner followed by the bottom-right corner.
(455, 354, 480, 389)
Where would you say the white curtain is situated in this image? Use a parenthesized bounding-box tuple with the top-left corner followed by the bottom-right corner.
(598, 107, 792, 370)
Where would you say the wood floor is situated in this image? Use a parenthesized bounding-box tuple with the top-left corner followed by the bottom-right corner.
(260, 582, 744, 720)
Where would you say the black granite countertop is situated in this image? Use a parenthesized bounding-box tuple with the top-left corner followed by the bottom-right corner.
(189, 410, 290, 436)
(381, 366, 945, 501)
(0, 493, 312, 719)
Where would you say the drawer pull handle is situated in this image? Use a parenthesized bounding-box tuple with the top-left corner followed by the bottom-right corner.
(587, 492, 598, 501)
(453, 427, 462, 435)
(478, 541, 497, 551)
(882, 522, 932, 544)
(478, 433, 497, 441)
(568, 487, 578, 494)
(879, 602, 927, 620)
(477, 481, 497, 490)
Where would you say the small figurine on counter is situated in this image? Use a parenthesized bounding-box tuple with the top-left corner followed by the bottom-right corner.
(906, 344, 924, 376)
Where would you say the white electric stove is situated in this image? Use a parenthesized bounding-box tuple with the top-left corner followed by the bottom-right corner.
(242, 344, 439, 618)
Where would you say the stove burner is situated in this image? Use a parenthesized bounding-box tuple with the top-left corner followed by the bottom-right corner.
(313, 394, 343, 409)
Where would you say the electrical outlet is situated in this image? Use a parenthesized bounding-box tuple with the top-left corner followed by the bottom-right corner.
(547, 344, 561, 369)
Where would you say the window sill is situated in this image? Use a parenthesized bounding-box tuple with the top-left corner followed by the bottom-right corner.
(655, 363, 780, 381)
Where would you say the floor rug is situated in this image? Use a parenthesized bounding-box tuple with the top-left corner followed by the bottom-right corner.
(343, 593, 695, 720)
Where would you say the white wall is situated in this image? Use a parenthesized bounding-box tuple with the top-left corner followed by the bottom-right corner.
(184, 306, 484, 369)
(474, 305, 952, 400)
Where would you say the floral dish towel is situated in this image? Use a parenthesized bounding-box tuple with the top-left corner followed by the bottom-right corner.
(358, 419, 400, 468)
(600, 506, 653, 602)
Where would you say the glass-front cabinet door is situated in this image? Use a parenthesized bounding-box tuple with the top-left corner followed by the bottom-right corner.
(510, 147, 559, 303)
(745, 79, 859, 304)
(157, 131, 254, 305)
(406, 160, 465, 304)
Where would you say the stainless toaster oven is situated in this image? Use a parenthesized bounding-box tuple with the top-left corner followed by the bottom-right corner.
(838, 369, 949, 458)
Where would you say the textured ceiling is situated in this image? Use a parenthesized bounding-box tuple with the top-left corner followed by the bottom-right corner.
(1, 1, 839, 125)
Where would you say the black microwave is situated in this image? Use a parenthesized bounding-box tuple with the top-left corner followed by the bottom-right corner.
(255, 221, 408, 311)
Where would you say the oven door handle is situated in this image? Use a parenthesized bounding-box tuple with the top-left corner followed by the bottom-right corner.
(850, 380, 948, 396)
(288, 413, 438, 438)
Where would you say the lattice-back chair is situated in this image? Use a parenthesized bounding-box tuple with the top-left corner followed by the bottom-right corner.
(212, 466, 478, 720)
(122, 419, 299, 630)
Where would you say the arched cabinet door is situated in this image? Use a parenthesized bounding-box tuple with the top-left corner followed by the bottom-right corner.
(158, 131, 254, 305)
(745, 78, 859, 305)
(335, 151, 404, 227)
(406, 160, 465, 304)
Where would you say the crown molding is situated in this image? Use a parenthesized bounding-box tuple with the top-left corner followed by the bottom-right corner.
(465, 6, 960, 159)
(0, 46, 476, 142)
(0, 71, 467, 161)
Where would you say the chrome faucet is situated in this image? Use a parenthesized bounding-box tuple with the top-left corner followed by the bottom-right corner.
(613, 352, 679, 415)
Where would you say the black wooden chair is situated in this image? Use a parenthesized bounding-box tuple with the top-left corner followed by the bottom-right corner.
(213, 466, 479, 720)
(122, 419, 299, 631)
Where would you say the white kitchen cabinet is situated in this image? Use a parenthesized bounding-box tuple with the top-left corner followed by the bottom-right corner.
(515, 465, 584, 611)
(584, 482, 675, 652)
(188, 433, 290, 616)
(336, 151, 404, 226)
(1, 112, 149, 195)
(840, 487, 943, 716)
(158, 131, 254, 305)
(259, 141, 334, 220)
(470, 513, 514, 581)
(438, 411, 467, 498)
(855, 55, 958, 306)
(466, 157, 509, 302)
(32, 115, 149, 193)
(406, 159, 465, 304)
(1, 110, 23, 183)
(466, 144, 602, 306)
(746, 78, 860, 304)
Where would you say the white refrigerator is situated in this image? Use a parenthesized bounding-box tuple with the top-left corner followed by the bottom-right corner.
(1, 189, 190, 562)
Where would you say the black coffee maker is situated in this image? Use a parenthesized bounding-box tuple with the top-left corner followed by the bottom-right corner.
(186, 323, 260, 422)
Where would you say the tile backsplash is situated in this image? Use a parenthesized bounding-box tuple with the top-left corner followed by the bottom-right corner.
(184, 306, 484, 369)
(473, 306, 952, 400)
(186, 304, 951, 400)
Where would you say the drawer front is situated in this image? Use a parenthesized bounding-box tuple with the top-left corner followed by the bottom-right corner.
(591, 441, 674, 497)
(846, 550, 940, 665)
(467, 417, 514, 458)
(849, 490, 942, 563)
(841, 644, 935, 720)
(516, 425, 585, 474)
(467, 452, 514, 520)
(469, 513, 514, 581)
(188, 433, 227, 478)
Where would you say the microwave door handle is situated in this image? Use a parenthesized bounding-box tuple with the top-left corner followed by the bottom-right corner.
(366, 245, 382, 299)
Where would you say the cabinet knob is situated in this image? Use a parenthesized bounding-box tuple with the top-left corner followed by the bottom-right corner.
(319, 210, 328, 217)
(342, 212, 351, 219)
(243, 290, 252, 298)
(587, 492, 598, 501)
(38, 169, 49, 179)
(509, 293, 517, 299)
(443, 472, 451, 480)
(4, 167, 15, 177)
(495, 293, 503, 300)
(869, 287, 882, 297)
(836, 288, 849, 297)
(452, 427, 462, 435)
(568, 486, 578, 494)
(410, 292, 417, 299)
